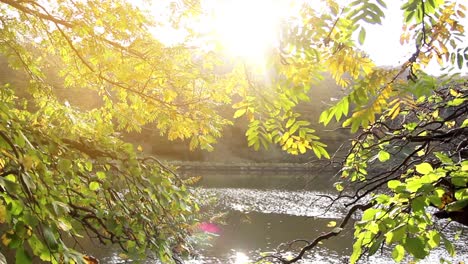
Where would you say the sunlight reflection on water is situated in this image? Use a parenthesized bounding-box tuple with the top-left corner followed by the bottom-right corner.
(99, 184, 467, 264)
(233, 251, 249, 264)
(200, 188, 347, 219)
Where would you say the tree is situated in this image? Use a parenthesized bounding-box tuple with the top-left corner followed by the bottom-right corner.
(0, 0, 323, 262)
(0, 0, 466, 264)
(255, 0, 468, 263)
(271, 79, 468, 264)
(0, 0, 220, 262)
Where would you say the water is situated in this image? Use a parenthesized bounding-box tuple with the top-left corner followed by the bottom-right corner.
(96, 171, 467, 263)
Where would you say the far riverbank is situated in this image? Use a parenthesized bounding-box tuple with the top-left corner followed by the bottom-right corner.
(168, 160, 339, 172)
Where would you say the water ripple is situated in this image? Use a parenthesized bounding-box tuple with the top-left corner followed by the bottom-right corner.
(201, 188, 347, 219)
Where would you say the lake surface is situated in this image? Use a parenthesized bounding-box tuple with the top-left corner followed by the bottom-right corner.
(94, 171, 468, 263)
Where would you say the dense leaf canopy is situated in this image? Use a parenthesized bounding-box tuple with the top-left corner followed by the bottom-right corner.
(0, 0, 466, 263)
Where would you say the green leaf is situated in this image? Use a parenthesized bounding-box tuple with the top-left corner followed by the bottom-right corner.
(446, 199, 468, 212)
(411, 197, 426, 212)
(434, 152, 453, 164)
(43, 227, 58, 251)
(350, 239, 363, 264)
(386, 225, 406, 244)
(89, 181, 100, 191)
(415, 163, 433, 175)
(462, 161, 468, 171)
(427, 230, 440, 249)
(362, 208, 379, 221)
(427, 0, 435, 9)
(404, 237, 428, 259)
(452, 174, 468, 187)
(334, 182, 344, 192)
(375, 194, 390, 204)
(312, 146, 322, 159)
(319, 109, 331, 125)
(392, 244, 405, 262)
(457, 53, 463, 69)
(376, 0, 387, 8)
(351, 119, 360, 133)
(21, 173, 36, 192)
(406, 179, 423, 192)
(443, 236, 455, 256)
(378, 150, 390, 162)
(15, 247, 32, 264)
(455, 188, 468, 200)
(96, 171, 106, 180)
(368, 236, 384, 256)
(286, 118, 296, 128)
(447, 98, 465, 106)
(58, 159, 72, 171)
(57, 218, 72, 232)
(388, 180, 401, 190)
(85, 161, 93, 172)
(358, 27, 366, 45)
(461, 119, 468, 128)
(405, 11, 415, 22)
(289, 122, 300, 135)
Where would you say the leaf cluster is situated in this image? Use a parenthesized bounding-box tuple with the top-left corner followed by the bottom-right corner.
(342, 80, 468, 263)
(0, 85, 198, 263)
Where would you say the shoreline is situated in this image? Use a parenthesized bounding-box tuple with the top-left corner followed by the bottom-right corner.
(168, 160, 336, 172)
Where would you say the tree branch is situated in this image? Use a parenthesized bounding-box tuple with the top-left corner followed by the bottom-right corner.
(276, 203, 373, 263)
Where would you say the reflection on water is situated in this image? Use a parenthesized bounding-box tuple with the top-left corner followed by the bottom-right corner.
(233, 252, 249, 264)
(189, 172, 468, 264)
(202, 188, 345, 218)
(197, 211, 350, 263)
(93, 171, 468, 263)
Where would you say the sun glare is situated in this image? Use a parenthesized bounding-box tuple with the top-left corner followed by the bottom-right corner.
(206, 0, 289, 62)
(233, 251, 250, 264)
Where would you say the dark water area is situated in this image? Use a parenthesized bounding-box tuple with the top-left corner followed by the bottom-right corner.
(195, 169, 339, 192)
(87, 171, 467, 264)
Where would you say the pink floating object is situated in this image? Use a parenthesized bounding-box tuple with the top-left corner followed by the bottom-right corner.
(199, 222, 221, 234)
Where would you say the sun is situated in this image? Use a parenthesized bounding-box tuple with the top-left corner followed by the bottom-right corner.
(205, 0, 290, 62)
(147, 0, 297, 64)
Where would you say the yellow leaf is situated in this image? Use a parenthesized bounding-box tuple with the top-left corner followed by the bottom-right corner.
(327, 221, 337, 227)
(298, 144, 306, 154)
(0, 204, 6, 224)
(446, 121, 455, 128)
(233, 108, 246, 118)
(1, 231, 13, 246)
(390, 103, 401, 119)
(118, 253, 129, 260)
(83, 255, 99, 264)
(400, 33, 406, 45)
(450, 89, 460, 97)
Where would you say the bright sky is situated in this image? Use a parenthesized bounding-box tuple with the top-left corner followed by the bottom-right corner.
(360, 3, 414, 66)
(147, 0, 468, 75)
(360, 1, 468, 75)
